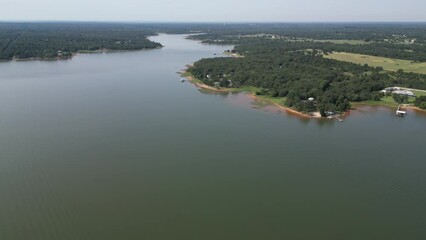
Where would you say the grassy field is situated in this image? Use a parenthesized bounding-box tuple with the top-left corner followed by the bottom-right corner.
(314, 39, 369, 45)
(353, 94, 420, 108)
(285, 38, 370, 45)
(254, 95, 286, 105)
(324, 52, 426, 74)
(412, 90, 426, 97)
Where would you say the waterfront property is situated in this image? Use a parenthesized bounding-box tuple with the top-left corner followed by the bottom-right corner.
(382, 87, 416, 97)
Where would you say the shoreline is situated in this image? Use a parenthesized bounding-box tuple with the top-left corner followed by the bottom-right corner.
(247, 94, 320, 119)
(404, 105, 426, 112)
(181, 69, 426, 118)
(352, 102, 426, 113)
(182, 73, 233, 93)
(0, 46, 163, 63)
(180, 69, 323, 119)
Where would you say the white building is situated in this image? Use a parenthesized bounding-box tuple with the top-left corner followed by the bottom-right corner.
(393, 90, 415, 97)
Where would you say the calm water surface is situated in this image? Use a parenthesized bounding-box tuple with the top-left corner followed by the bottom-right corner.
(0, 34, 425, 240)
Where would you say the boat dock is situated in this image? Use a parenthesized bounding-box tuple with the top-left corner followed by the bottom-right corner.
(396, 105, 406, 117)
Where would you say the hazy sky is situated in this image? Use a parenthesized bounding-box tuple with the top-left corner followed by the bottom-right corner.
(1, 0, 425, 22)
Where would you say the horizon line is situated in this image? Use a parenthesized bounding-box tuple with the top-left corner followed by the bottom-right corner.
(1, 20, 426, 24)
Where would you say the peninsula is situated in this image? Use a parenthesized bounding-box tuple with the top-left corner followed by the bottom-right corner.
(184, 24, 426, 117)
(0, 22, 162, 61)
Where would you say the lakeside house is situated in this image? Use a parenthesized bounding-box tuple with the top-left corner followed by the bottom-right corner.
(381, 87, 415, 97)
(325, 111, 336, 117)
(393, 90, 415, 97)
(382, 87, 401, 92)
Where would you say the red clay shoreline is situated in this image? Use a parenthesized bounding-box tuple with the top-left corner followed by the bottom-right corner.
(180, 69, 324, 119)
(180, 67, 426, 119)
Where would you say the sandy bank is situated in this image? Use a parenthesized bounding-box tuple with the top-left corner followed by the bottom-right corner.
(181, 70, 323, 119)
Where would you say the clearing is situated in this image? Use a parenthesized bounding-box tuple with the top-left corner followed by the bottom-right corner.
(324, 52, 426, 74)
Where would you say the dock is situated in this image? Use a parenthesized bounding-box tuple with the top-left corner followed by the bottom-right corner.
(396, 105, 406, 117)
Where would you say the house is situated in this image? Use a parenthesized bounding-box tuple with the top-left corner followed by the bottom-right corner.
(228, 80, 233, 87)
(381, 87, 414, 97)
(325, 111, 336, 117)
(393, 90, 415, 97)
(383, 87, 400, 93)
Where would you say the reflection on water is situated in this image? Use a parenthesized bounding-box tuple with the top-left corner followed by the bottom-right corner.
(197, 89, 341, 127)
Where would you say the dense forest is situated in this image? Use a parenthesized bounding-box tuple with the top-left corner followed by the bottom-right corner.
(0, 23, 162, 60)
(188, 37, 426, 114)
(189, 24, 426, 62)
(188, 23, 426, 43)
(197, 39, 426, 62)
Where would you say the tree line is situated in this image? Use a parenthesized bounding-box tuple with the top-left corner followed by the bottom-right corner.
(0, 23, 162, 60)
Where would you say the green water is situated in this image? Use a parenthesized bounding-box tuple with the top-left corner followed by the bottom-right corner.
(0, 34, 425, 240)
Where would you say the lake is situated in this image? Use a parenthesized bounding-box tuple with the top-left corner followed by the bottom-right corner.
(0, 34, 425, 240)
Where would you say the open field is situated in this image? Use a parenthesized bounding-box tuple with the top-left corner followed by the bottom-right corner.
(314, 39, 370, 45)
(286, 38, 370, 45)
(324, 52, 426, 74)
(404, 89, 426, 97)
(353, 95, 423, 108)
(410, 90, 426, 97)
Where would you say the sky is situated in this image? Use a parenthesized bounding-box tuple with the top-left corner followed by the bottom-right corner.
(0, 0, 425, 22)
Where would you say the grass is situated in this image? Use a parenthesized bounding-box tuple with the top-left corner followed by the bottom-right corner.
(352, 98, 399, 108)
(223, 51, 244, 58)
(255, 95, 286, 105)
(353, 95, 418, 108)
(412, 90, 426, 97)
(324, 52, 426, 74)
(228, 86, 261, 93)
(314, 39, 370, 45)
(287, 38, 370, 45)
